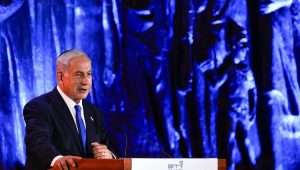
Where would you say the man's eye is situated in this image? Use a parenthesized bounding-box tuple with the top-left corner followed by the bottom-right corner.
(75, 74, 82, 77)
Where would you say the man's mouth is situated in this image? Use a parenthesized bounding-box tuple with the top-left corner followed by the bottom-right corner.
(78, 88, 88, 93)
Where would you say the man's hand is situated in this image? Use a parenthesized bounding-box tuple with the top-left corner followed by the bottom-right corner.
(53, 155, 82, 170)
(91, 142, 113, 159)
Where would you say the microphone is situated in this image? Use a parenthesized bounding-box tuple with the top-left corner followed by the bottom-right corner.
(161, 148, 173, 158)
(110, 126, 128, 158)
(123, 133, 128, 158)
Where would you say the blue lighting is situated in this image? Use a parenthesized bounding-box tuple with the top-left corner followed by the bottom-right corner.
(2, 0, 300, 170)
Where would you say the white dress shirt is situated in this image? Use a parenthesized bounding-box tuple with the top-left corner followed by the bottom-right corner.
(51, 86, 87, 167)
(57, 86, 86, 129)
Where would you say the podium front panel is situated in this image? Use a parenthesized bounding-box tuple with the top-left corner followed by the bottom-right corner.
(51, 158, 225, 170)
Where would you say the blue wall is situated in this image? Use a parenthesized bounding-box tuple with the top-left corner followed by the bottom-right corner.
(1, 0, 300, 170)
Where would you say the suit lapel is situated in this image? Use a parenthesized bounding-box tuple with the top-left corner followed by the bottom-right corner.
(49, 88, 83, 153)
(83, 102, 99, 155)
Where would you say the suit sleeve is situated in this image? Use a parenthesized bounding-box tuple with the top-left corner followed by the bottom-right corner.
(23, 99, 60, 168)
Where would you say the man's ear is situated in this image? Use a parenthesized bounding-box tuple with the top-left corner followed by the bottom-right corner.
(57, 72, 63, 81)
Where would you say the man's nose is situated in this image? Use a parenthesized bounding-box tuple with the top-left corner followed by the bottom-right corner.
(81, 75, 91, 84)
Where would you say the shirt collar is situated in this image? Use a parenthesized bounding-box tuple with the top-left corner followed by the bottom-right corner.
(57, 86, 83, 109)
(57, 86, 86, 128)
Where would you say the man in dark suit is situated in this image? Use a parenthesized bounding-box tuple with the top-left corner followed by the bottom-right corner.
(23, 49, 114, 170)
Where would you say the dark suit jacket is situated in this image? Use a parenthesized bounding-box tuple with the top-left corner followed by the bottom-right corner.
(23, 88, 111, 170)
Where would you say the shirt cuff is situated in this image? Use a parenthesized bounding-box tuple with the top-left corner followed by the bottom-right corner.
(111, 152, 118, 159)
(50, 155, 63, 167)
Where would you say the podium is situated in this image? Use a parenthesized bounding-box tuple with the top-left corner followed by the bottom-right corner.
(51, 158, 226, 170)
(51, 159, 131, 170)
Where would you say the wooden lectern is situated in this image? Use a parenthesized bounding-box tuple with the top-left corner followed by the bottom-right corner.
(51, 159, 131, 170)
(51, 158, 226, 170)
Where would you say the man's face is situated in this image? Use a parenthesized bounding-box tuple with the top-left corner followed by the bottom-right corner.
(60, 56, 92, 103)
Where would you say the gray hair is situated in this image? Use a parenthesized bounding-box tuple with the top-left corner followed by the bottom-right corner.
(56, 49, 90, 72)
